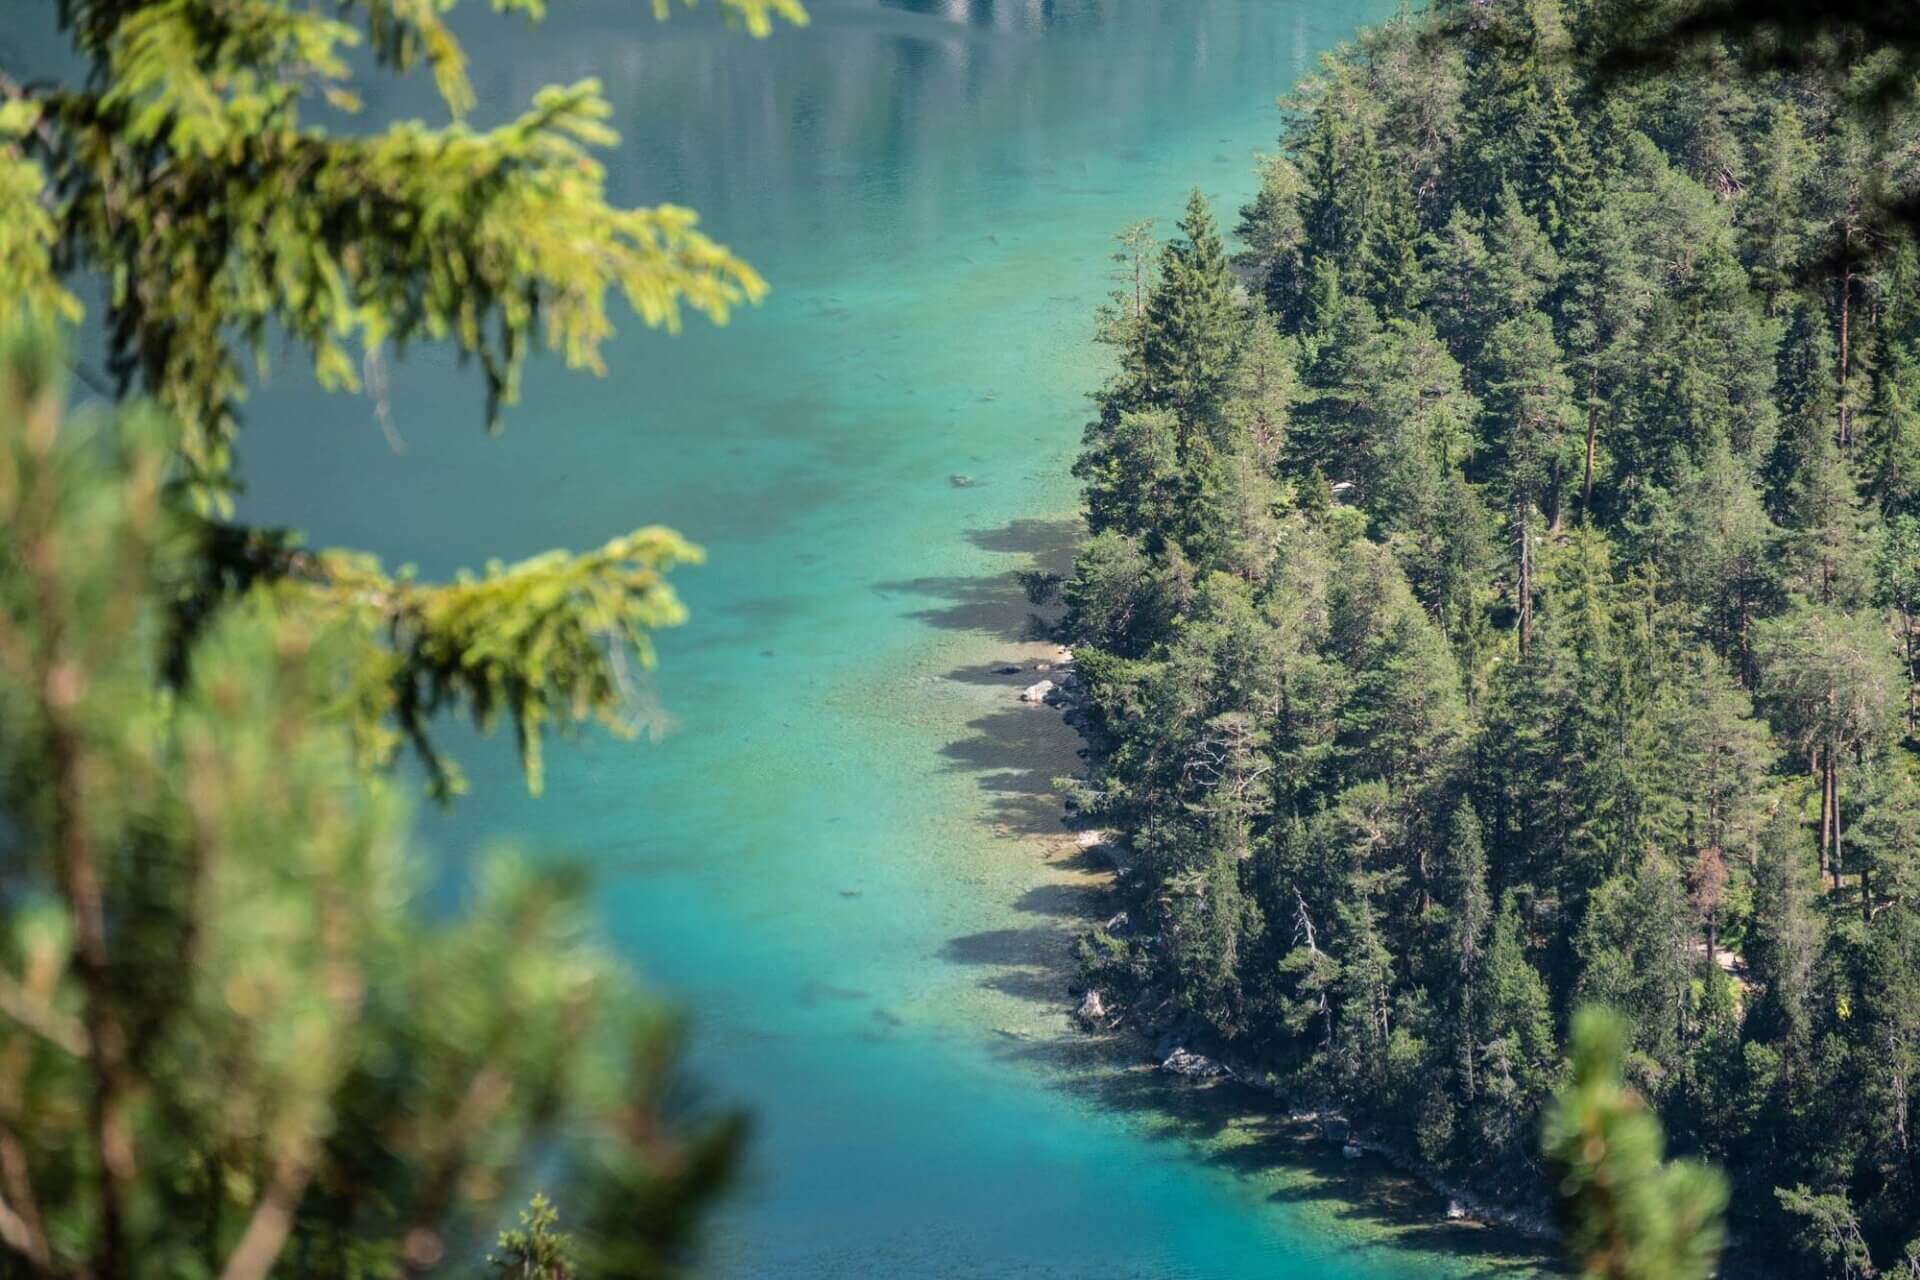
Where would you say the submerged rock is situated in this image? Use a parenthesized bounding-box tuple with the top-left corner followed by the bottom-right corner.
(949, 473, 976, 488)
(1074, 828, 1134, 875)
(1075, 989, 1109, 1029)
(1160, 1047, 1229, 1080)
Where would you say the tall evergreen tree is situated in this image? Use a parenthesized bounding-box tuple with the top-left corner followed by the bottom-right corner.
(1525, 77, 1601, 250)
(1739, 102, 1821, 311)
(1479, 311, 1581, 646)
(1142, 190, 1247, 434)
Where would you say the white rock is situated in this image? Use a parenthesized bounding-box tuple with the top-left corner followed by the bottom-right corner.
(1160, 1048, 1229, 1079)
(1020, 679, 1055, 703)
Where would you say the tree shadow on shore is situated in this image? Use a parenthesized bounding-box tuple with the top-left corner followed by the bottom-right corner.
(939, 701, 1083, 837)
(873, 515, 1080, 640)
(917, 524, 1554, 1276)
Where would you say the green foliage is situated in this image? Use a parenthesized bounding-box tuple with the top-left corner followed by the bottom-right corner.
(0, 339, 744, 1276)
(489, 1194, 576, 1280)
(1543, 1008, 1728, 1280)
(1061, 0, 1920, 1264)
(24, 0, 800, 494)
(0, 0, 810, 1274)
(1140, 191, 1247, 428)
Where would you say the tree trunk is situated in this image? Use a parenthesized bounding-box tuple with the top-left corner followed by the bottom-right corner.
(1816, 745, 1834, 889)
(1516, 502, 1532, 655)
(1839, 267, 1854, 451)
(1582, 369, 1599, 519)
(1828, 746, 1843, 892)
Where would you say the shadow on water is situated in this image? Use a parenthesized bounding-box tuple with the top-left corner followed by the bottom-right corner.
(874, 515, 1081, 639)
(940, 701, 1081, 836)
(873, 574, 1051, 639)
(916, 519, 1556, 1277)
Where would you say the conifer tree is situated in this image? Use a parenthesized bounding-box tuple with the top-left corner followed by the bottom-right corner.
(0, 2, 807, 1272)
(1480, 311, 1581, 646)
(1141, 190, 1245, 434)
(1782, 425, 1874, 609)
(1745, 807, 1825, 1049)
(1756, 605, 1901, 890)
(1739, 102, 1821, 311)
(1526, 77, 1600, 250)
(1455, 0, 1557, 215)
(1544, 1008, 1728, 1280)
(1667, 443, 1778, 680)
(1767, 299, 1844, 519)
(1469, 891, 1557, 1164)
(4, 0, 807, 800)
(0, 339, 744, 1276)
(1235, 156, 1309, 322)
(1874, 514, 1920, 733)
(1437, 805, 1492, 1100)
(1863, 341, 1920, 517)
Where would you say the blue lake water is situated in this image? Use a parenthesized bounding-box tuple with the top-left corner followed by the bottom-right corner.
(215, 1, 1544, 1274)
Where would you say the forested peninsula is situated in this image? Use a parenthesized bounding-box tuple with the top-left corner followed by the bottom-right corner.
(1062, 1, 1920, 1271)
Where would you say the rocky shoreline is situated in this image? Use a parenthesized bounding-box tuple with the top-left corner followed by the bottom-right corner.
(1018, 641, 1561, 1248)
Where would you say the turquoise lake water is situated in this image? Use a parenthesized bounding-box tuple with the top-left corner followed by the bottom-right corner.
(211, 1, 1543, 1274)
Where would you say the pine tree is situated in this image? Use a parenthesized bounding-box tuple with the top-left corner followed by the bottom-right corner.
(1782, 425, 1874, 609)
(1525, 77, 1600, 250)
(1468, 891, 1557, 1166)
(1745, 807, 1825, 1049)
(1543, 1008, 1728, 1280)
(0, 2, 807, 1272)
(1455, 1, 1555, 215)
(1479, 311, 1581, 647)
(1875, 514, 1920, 735)
(1667, 443, 1778, 680)
(0, 340, 745, 1276)
(1555, 188, 1653, 519)
(1438, 805, 1493, 1100)
(1367, 165, 1429, 318)
(1756, 605, 1902, 891)
(1863, 341, 1920, 517)
(1142, 190, 1247, 435)
(1235, 156, 1309, 323)
(1739, 102, 1820, 311)
(1767, 298, 1843, 519)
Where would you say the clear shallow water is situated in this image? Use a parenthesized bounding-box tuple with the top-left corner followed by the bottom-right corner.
(217, 2, 1543, 1275)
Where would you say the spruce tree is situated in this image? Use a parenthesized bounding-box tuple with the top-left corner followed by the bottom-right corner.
(1142, 190, 1246, 435)
(1525, 77, 1600, 250)
(1438, 805, 1492, 1101)
(1235, 156, 1309, 323)
(1739, 102, 1820, 311)
(1863, 341, 1920, 517)
(1479, 311, 1580, 646)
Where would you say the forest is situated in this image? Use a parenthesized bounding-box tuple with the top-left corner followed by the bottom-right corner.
(1065, 0, 1920, 1272)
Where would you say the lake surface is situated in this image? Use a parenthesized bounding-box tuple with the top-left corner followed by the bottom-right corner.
(223, 1, 1542, 1275)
